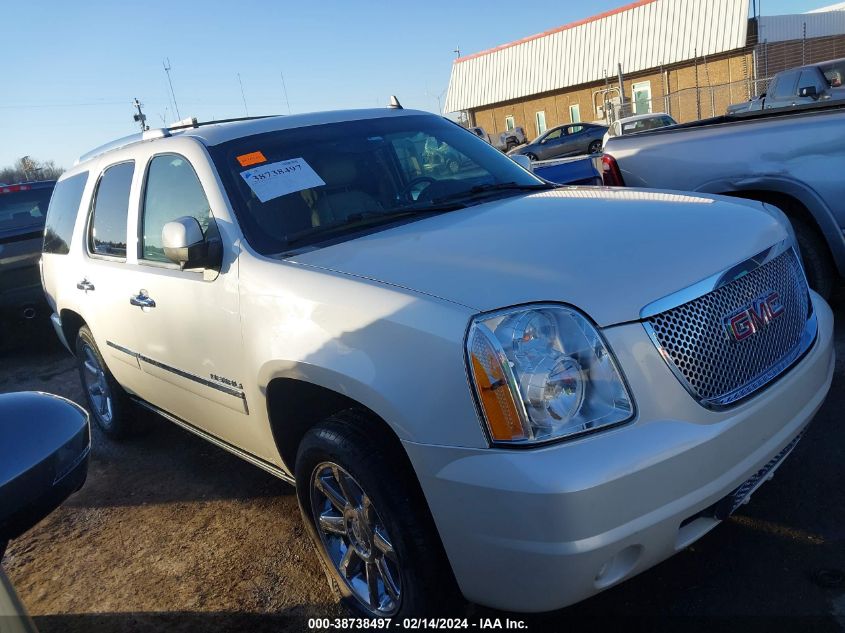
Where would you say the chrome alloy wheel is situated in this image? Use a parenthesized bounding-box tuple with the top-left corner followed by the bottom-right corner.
(310, 462, 401, 616)
(81, 344, 113, 424)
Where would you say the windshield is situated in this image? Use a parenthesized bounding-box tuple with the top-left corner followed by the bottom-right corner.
(0, 186, 53, 232)
(210, 114, 545, 255)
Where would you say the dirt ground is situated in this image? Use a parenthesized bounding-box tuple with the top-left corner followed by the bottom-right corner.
(1, 292, 845, 632)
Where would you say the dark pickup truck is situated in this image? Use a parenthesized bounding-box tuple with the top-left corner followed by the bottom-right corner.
(726, 57, 845, 113)
(0, 181, 55, 339)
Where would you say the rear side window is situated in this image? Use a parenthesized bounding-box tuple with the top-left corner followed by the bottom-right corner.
(141, 154, 212, 262)
(89, 162, 134, 258)
(43, 173, 88, 255)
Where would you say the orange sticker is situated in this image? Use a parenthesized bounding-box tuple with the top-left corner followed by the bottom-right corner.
(236, 151, 267, 167)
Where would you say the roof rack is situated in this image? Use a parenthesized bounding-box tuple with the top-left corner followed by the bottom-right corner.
(75, 115, 281, 165)
(168, 114, 278, 131)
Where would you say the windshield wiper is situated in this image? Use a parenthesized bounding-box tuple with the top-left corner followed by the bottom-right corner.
(431, 182, 554, 204)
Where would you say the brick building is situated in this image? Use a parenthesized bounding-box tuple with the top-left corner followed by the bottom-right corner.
(444, 0, 845, 140)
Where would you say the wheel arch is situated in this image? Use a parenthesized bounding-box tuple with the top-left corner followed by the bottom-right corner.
(58, 309, 86, 356)
(262, 367, 412, 476)
(696, 177, 845, 277)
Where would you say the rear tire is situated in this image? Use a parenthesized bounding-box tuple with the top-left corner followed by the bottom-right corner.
(791, 218, 835, 300)
(526, 153, 538, 162)
(75, 325, 144, 439)
(295, 409, 462, 619)
(588, 139, 602, 154)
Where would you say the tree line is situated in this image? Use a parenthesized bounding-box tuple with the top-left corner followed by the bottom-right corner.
(0, 156, 64, 185)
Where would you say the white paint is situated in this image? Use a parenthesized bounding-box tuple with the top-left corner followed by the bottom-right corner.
(240, 158, 325, 203)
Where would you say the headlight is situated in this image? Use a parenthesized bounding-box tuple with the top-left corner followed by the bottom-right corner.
(466, 304, 634, 445)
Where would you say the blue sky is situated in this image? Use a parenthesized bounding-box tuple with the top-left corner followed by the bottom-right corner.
(0, 0, 830, 169)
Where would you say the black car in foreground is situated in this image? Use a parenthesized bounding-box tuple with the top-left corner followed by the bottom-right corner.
(510, 123, 607, 161)
(0, 391, 90, 631)
(0, 181, 55, 342)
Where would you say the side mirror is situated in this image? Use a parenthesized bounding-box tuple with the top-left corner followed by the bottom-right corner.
(0, 392, 90, 558)
(511, 154, 533, 172)
(799, 85, 818, 99)
(162, 216, 222, 271)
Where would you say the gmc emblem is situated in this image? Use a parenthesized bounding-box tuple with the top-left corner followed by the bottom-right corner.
(723, 291, 785, 342)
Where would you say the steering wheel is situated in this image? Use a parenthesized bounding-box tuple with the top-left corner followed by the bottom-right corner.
(397, 176, 437, 202)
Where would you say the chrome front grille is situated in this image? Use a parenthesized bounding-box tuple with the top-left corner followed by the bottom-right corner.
(643, 247, 816, 408)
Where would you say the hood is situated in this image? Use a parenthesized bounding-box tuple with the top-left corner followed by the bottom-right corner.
(292, 188, 788, 327)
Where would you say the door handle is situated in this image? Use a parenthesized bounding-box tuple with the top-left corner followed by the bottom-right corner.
(76, 279, 95, 292)
(129, 291, 156, 309)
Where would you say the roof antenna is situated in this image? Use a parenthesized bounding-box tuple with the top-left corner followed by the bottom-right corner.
(388, 95, 403, 109)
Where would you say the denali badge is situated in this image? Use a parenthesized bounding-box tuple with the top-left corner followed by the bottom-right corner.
(723, 291, 785, 342)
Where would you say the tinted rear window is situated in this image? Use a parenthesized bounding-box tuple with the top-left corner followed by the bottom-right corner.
(621, 116, 675, 134)
(0, 186, 53, 232)
(43, 173, 89, 255)
(89, 162, 134, 258)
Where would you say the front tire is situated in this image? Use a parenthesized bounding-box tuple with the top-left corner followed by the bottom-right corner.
(526, 153, 538, 162)
(75, 325, 142, 439)
(588, 139, 602, 154)
(295, 409, 461, 619)
(792, 218, 835, 300)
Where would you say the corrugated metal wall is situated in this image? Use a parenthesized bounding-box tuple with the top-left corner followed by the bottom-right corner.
(758, 11, 845, 43)
(444, 0, 750, 112)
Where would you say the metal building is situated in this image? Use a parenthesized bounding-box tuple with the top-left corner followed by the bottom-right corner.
(445, 0, 845, 140)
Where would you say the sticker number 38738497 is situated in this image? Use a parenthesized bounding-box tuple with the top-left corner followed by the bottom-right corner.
(239, 157, 326, 203)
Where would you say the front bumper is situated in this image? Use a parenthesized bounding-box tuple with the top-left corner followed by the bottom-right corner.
(403, 291, 834, 613)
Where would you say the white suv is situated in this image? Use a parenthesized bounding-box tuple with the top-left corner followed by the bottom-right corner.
(41, 108, 834, 618)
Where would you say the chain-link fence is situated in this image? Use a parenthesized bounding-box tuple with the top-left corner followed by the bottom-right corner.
(603, 32, 845, 124)
(622, 77, 772, 121)
(606, 76, 771, 123)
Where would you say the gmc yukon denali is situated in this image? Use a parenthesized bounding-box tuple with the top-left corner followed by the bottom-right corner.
(41, 109, 834, 618)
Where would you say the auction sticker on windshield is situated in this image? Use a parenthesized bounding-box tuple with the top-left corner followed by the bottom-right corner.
(240, 157, 326, 203)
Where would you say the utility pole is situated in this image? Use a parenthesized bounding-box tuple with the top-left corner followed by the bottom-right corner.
(617, 63, 626, 117)
(133, 98, 148, 132)
(280, 71, 292, 114)
(163, 58, 181, 120)
(454, 45, 461, 59)
(694, 48, 701, 120)
(238, 73, 249, 116)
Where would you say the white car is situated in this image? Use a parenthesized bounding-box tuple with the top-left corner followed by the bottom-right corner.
(602, 112, 678, 147)
(41, 108, 833, 618)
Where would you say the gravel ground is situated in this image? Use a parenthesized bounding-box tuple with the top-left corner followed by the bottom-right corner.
(1, 291, 844, 632)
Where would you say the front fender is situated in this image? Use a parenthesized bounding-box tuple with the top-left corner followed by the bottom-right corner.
(240, 253, 487, 449)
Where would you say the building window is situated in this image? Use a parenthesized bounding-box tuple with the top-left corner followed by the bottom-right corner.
(535, 111, 547, 135)
(569, 103, 581, 123)
(632, 81, 652, 115)
(505, 115, 515, 131)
